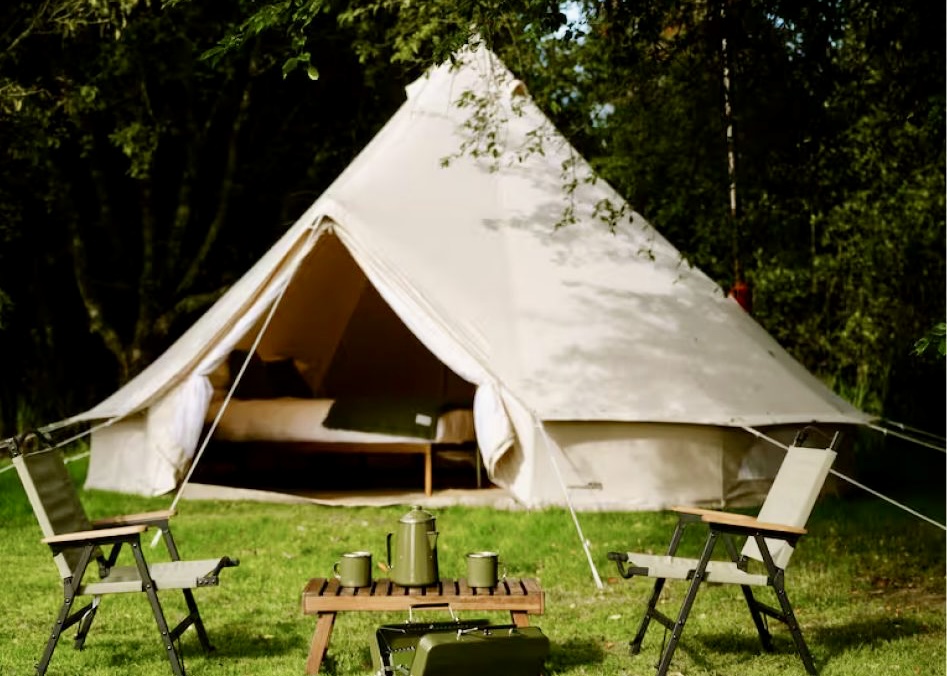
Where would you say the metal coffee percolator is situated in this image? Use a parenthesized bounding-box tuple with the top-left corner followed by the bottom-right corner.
(386, 505, 439, 587)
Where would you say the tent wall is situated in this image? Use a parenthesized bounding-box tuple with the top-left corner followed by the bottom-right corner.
(237, 231, 365, 389)
(521, 422, 734, 510)
(513, 422, 847, 511)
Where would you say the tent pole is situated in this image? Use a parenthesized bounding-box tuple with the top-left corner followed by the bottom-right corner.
(719, 0, 740, 283)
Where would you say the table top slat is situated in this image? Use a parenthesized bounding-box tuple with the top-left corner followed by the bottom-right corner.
(303, 578, 327, 595)
(302, 577, 543, 615)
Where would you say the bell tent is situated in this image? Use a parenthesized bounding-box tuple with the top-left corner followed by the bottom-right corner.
(66, 48, 871, 510)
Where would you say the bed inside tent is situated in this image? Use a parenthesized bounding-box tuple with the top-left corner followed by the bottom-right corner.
(191, 232, 484, 498)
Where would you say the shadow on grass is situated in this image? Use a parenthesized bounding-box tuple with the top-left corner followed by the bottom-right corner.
(36, 627, 302, 672)
(547, 637, 605, 670)
(202, 626, 597, 673)
(670, 632, 813, 675)
(195, 621, 303, 659)
(684, 616, 933, 671)
(812, 617, 932, 653)
(693, 630, 797, 655)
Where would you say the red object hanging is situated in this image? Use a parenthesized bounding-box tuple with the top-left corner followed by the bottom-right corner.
(728, 280, 752, 313)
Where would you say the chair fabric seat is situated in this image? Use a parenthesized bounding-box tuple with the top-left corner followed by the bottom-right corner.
(80, 558, 229, 595)
(623, 553, 770, 586)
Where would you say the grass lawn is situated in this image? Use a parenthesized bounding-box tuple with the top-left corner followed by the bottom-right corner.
(0, 454, 943, 676)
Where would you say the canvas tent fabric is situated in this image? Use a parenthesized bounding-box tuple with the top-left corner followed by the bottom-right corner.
(68, 48, 871, 509)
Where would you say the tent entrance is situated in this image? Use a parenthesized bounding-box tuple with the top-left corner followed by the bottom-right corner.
(195, 232, 484, 498)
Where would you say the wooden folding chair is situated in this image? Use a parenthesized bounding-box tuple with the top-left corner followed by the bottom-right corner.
(8, 432, 239, 676)
(607, 431, 840, 675)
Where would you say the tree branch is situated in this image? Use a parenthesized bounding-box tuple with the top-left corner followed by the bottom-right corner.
(152, 284, 230, 342)
(65, 202, 129, 380)
(165, 72, 199, 273)
(175, 52, 255, 296)
(1, 0, 51, 55)
(134, 177, 157, 337)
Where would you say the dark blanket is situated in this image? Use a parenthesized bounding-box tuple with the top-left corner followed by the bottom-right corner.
(323, 397, 450, 440)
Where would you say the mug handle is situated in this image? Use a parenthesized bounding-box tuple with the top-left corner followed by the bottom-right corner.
(498, 561, 507, 581)
(332, 561, 341, 579)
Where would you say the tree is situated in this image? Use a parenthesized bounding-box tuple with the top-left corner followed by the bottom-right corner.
(752, 0, 945, 421)
(0, 0, 410, 431)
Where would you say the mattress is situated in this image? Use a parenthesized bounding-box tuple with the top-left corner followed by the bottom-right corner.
(207, 398, 475, 445)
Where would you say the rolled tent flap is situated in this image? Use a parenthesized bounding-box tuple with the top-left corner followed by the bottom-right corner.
(473, 382, 515, 474)
(86, 374, 215, 496)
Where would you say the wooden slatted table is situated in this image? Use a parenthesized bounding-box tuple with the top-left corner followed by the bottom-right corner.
(301, 577, 545, 675)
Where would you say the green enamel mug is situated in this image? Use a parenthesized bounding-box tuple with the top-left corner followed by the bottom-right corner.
(333, 551, 372, 588)
(466, 551, 506, 589)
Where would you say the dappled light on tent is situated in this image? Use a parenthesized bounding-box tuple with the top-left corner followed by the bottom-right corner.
(72, 47, 870, 513)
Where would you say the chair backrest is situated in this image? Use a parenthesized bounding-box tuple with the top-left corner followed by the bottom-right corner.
(12, 445, 95, 579)
(740, 443, 837, 569)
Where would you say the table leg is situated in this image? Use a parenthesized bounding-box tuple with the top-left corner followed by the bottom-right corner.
(510, 610, 530, 627)
(306, 612, 336, 675)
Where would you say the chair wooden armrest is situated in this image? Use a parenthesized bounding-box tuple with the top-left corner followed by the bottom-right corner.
(701, 512, 807, 537)
(93, 509, 176, 528)
(42, 524, 147, 545)
(669, 505, 755, 520)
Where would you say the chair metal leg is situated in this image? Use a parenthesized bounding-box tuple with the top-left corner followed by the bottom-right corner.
(653, 531, 719, 676)
(752, 534, 817, 675)
(36, 547, 96, 676)
(160, 525, 215, 654)
(625, 517, 692, 657)
(73, 596, 101, 650)
(771, 571, 816, 674)
(740, 585, 774, 651)
(131, 541, 187, 676)
(36, 585, 76, 676)
(182, 589, 213, 652)
(630, 577, 666, 655)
